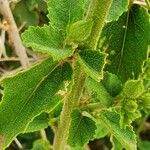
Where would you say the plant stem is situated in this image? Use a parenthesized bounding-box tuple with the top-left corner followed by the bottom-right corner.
(87, 0, 113, 50)
(53, 1, 112, 149)
(53, 61, 86, 150)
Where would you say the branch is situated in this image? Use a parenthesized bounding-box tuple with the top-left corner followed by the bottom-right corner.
(0, 0, 30, 68)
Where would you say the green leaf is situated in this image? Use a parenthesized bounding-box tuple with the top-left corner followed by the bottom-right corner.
(77, 50, 107, 82)
(100, 5, 150, 83)
(67, 20, 93, 43)
(25, 112, 50, 133)
(102, 72, 122, 97)
(110, 136, 123, 150)
(100, 111, 137, 150)
(13, 0, 39, 27)
(22, 26, 74, 61)
(47, 0, 85, 31)
(107, 0, 128, 22)
(67, 109, 96, 148)
(143, 59, 150, 80)
(0, 58, 72, 149)
(122, 80, 144, 99)
(139, 93, 150, 109)
(138, 140, 150, 150)
(94, 121, 109, 139)
(32, 139, 51, 150)
(86, 78, 113, 107)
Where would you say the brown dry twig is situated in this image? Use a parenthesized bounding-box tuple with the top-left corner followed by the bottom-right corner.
(0, 0, 30, 68)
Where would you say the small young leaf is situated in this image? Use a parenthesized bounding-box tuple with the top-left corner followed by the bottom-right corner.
(0, 58, 72, 149)
(122, 80, 144, 99)
(107, 0, 128, 22)
(77, 50, 107, 82)
(94, 121, 109, 139)
(100, 111, 137, 150)
(100, 5, 150, 83)
(140, 93, 150, 109)
(86, 78, 113, 107)
(32, 139, 51, 150)
(102, 72, 122, 97)
(22, 26, 74, 61)
(110, 136, 123, 150)
(124, 100, 138, 113)
(67, 109, 96, 148)
(47, 0, 85, 31)
(67, 20, 93, 43)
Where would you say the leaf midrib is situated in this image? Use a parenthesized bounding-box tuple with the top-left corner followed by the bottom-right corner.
(8, 64, 59, 130)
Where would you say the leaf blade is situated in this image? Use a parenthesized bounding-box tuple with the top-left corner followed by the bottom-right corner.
(22, 26, 74, 61)
(0, 58, 72, 148)
(77, 50, 107, 82)
(100, 111, 137, 150)
(67, 109, 96, 148)
(101, 5, 150, 83)
(47, 0, 85, 31)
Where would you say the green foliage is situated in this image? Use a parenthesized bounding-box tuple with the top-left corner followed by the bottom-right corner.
(25, 113, 50, 133)
(66, 20, 93, 43)
(47, 0, 85, 31)
(122, 80, 144, 99)
(13, 0, 47, 27)
(138, 140, 150, 150)
(100, 5, 150, 83)
(107, 0, 128, 22)
(110, 136, 123, 150)
(77, 50, 107, 82)
(99, 111, 137, 150)
(0, 59, 72, 148)
(0, 0, 150, 150)
(94, 121, 109, 139)
(67, 109, 96, 148)
(22, 26, 74, 61)
(102, 72, 122, 97)
(86, 78, 113, 107)
(32, 139, 51, 150)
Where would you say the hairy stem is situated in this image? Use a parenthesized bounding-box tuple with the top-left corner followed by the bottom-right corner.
(53, 61, 86, 150)
(87, 0, 113, 50)
(53, 0, 112, 149)
(0, 0, 30, 68)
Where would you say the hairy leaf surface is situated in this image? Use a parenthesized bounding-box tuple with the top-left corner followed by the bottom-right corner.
(22, 26, 74, 61)
(102, 72, 122, 97)
(122, 80, 144, 99)
(0, 58, 72, 148)
(47, 0, 85, 31)
(25, 112, 50, 133)
(101, 5, 150, 83)
(86, 78, 113, 107)
(107, 0, 128, 22)
(67, 109, 96, 147)
(77, 50, 107, 82)
(100, 111, 137, 150)
(110, 136, 123, 150)
(67, 20, 93, 43)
